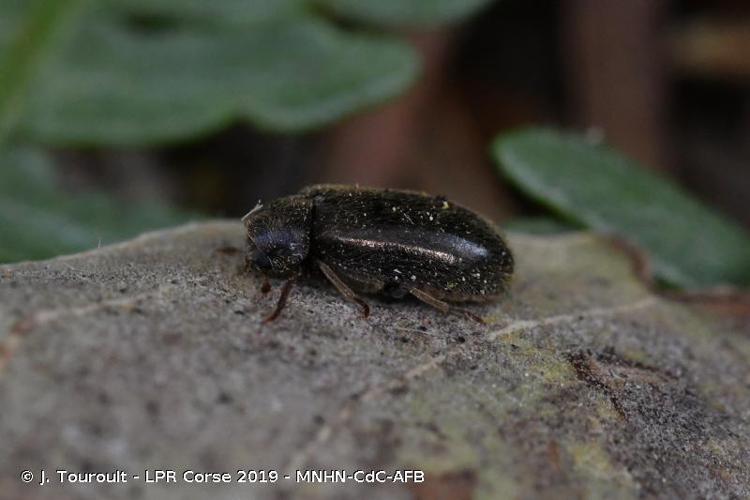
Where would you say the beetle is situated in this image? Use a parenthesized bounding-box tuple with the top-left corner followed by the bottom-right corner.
(242, 184, 514, 323)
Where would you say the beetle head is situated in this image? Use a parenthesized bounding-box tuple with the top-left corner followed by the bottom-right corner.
(243, 195, 312, 278)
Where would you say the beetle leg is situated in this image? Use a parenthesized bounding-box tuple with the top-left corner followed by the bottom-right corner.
(409, 288, 449, 313)
(317, 261, 370, 318)
(263, 279, 295, 323)
(409, 288, 485, 324)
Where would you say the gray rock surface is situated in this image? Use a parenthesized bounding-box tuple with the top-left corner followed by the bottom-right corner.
(0, 221, 748, 500)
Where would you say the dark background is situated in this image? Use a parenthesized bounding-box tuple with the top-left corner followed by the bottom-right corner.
(59, 0, 750, 227)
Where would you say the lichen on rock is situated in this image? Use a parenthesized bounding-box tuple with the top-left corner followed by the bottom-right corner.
(0, 222, 748, 499)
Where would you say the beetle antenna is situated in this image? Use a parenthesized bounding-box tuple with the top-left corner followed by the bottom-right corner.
(241, 200, 263, 223)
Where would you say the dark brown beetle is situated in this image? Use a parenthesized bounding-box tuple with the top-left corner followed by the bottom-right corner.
(243, 185, 514, 323)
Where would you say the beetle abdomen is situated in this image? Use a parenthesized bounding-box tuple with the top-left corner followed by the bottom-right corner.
(306, 186, 513, 302)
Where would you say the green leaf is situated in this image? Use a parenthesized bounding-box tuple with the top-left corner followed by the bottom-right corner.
(0, 148, 192, 263)
(1, 1, 418, 146)
(316, 0, 494, 27)
(493, 128, 750, 288)
(0, 0, 81, 145)
(105, 0, 306, 26)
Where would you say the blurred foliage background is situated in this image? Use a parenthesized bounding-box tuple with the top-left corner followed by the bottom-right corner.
(0, 0, 749, 288)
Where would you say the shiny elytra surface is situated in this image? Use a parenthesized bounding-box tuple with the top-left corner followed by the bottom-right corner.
(304, 185, 513, 302)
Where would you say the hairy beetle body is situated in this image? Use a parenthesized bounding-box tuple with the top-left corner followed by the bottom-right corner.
(243, 184, 514, 322)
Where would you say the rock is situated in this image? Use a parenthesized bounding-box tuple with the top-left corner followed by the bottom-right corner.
(0, 222, 748, 500)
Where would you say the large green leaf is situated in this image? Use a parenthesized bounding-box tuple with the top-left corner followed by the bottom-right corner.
(0, 148, 191, 263)
(316, 0, 494, 27)
(0, 1, 418, 147)
(105, 0, 306, 26)
(0, 0, 81, 144)
(493, 128, 750, 288)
